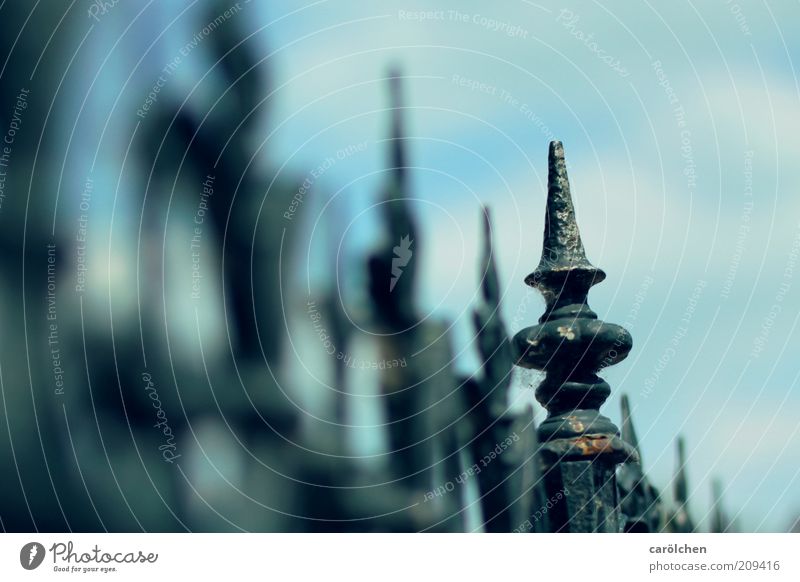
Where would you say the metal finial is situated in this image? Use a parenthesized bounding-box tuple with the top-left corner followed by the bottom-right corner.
(620, 394, 643, 471)
(711, 478, 728, 533)
(479, 206, 502, 308)
(675, 437, 689, 503)
(527, 141, 605, 320)
(669, 436, 695, 532)
(469, 205, 518, 531)
(472, 206, 511, 419)
(513, 141, 633, 425)
(367, 70, 418, 329)
(387, 67, 407, 194)
(512, 141, 635, 532)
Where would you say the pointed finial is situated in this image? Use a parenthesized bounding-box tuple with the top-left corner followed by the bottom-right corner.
(618, 394, 663, 532)
(471, 205, 512, 420)
(711, 478, 728, 533)
(366, 68, 418, 329)
(527, 141, 605, 321)
(675, 437, 689, 504)
(479, 206, 501, 307)
(669, 436, 695, 532)
(621, 394, 643, 471)
(387, 66, 407, 194)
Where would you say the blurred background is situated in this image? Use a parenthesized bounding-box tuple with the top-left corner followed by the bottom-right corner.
(0, 0, 799, 532)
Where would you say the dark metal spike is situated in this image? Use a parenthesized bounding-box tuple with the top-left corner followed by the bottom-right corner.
(479, 206, 501, 307)
(469, 206, 518, 531)
(620, 394, 642, 465)
(669, 436, 695, 532)
(367, 71, 418, 329)
(387, 67, 407, 194)
(538, 141, 595, 272)
(527, 142, 605, 319)
(512, 140, 635, 532)
(711, 478, 727, 533)
(472, 206, 512, 419)
(675, 437, 689, 504)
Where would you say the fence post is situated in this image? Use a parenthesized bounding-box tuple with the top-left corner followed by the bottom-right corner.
(512, 141, 637, 532)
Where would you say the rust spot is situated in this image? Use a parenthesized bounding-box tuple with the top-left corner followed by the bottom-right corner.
(573, 435, 614, 456)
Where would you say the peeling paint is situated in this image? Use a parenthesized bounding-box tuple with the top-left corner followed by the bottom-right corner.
(557, 325, 576, 340)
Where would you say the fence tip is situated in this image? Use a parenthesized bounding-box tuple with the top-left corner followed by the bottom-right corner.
(386, 66, 407, 194)
(711, 478, 729, 533)
(668, 436, 695, 532)
(620, 394, 641, 461)
(478, 205, 500, 306)
(675, 437, 688, 501)
(527, 141, 606, 301)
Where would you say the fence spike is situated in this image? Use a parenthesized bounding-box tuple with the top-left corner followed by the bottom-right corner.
(711, 478, 729, 533)
(388, 66, 408, 194)
(618, 394, 663, 532)
(667, 436, 695, 532)
(367, 69, 417, 329)
(620, 394, 641, 459)
(364, 75, 428, 500)
(472, 206, 512, 417)
(536, 145, 599, 268)
(479, 206, 502, 307)
(512, 141, 636, 532)
(467, 206, 520, 531)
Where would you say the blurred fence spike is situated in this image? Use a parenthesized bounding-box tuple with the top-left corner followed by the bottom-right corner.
(418, 323, 472, 532)
(667, 436, 695, 532)
(711, 478, 729, 533)
(512, 141, 636, 532)
(467, 206, 520, 531)
(366, 77, 427, 493)
(388, 66, 408, 194)
(368, 70, 417, 329)
(618, 394, 663, 532)
(478, 206, 501, 307)
(620, 394, 641, 461)
(205, 0, 266, 124)
(472, 206, 512, 418)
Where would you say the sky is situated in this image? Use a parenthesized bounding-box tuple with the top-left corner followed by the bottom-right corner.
(68, 0, 800, 531)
